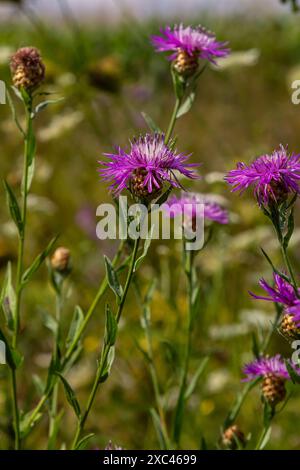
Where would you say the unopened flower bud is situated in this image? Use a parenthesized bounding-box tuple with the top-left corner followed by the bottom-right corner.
(280, 313, 300, 341)
(262, 373, 286, 406)
(51, 247, 71, 275)
(10, 47, 45, 92)
(221, 425, 246, 450)
(173, 49, 199, 77)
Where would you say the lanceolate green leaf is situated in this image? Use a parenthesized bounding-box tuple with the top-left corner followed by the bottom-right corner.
(21, 235, 58, 286)
(104, 304, 118, 346)
(176, 91, 196, 118)
(20, 410, 43, 439)
(0, 262, 16, 331)
(104, 255, 123, 301)
(134, 228, 153, 272)
(3, 180, 23, 236)
(56, 373, 81, 419)
(0, 327, 22, 370)
(184, 357, 209, 399)
(32, 98, 64, 119)
(75, 433, 95, 450)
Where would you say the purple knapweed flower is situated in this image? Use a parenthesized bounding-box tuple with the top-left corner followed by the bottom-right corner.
(151, 24, 229, 70)
(242, 355, 291, 382)
(98, 134, 199, 200)
(225, 145, 300, 206)
(249, 272, 298, 307)
(242, 354, 299, 406)
(166, 192, 229, 225)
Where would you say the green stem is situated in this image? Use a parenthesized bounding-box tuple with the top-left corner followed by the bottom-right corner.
(48, 292, 62, 448)
(255, 424, 272, 450)
(165, 98, 181, 144)
(71, 237, 140, 450)
(173, 249, 194, 446)
(10, 98, 33, 450)
(10, 370, 20, 450)
(13, 101, 32, 346)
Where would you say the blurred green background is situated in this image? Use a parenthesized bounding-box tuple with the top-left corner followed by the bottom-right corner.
(1, 1, 300, 450)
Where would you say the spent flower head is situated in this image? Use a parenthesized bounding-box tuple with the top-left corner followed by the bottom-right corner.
(151, 24, 229, 76)
(10, 46, 45, 92)
(225, 145, 300, 206)
(98, 133, 199, 201)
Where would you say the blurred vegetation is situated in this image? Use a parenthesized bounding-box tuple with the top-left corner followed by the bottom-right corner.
(1, 9, 300, 449)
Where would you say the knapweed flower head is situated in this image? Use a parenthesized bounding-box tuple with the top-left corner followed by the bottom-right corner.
(243, 355, 291, 381)
(225, 145, 300, 206)
(242, 354, 298, 406)
(151, 24, 229, 76)
(166, 192, 229, 225)
(98, 134, 199, 201)
(10, 46, 45, 92)
(249, 272, 298, 307)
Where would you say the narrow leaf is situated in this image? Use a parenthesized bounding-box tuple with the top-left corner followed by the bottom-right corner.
(32, 98, 64, 118)
(283, 208, 294, 249)
(134, 228, 153, 272)
(104, 304, 118, 346)
(185, 357, 209, 399)
(32, 374, 46, 396)
(56, 373, 81, 419)
(104, 255, 123, 300)
(42, 311, 58, 336)
(150, 408, 167, 450)
(99, 346, 115, 383)
(20, 410, 43, 438)
(176, 91, 196, 118)
(22, 236, 58, 286)
(0, 328, 22, 370)
(3, 180, 23, 236)
(258, 426, 272, 450)
(0, 262, 16, 331)
(75, 433, 95, 450)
